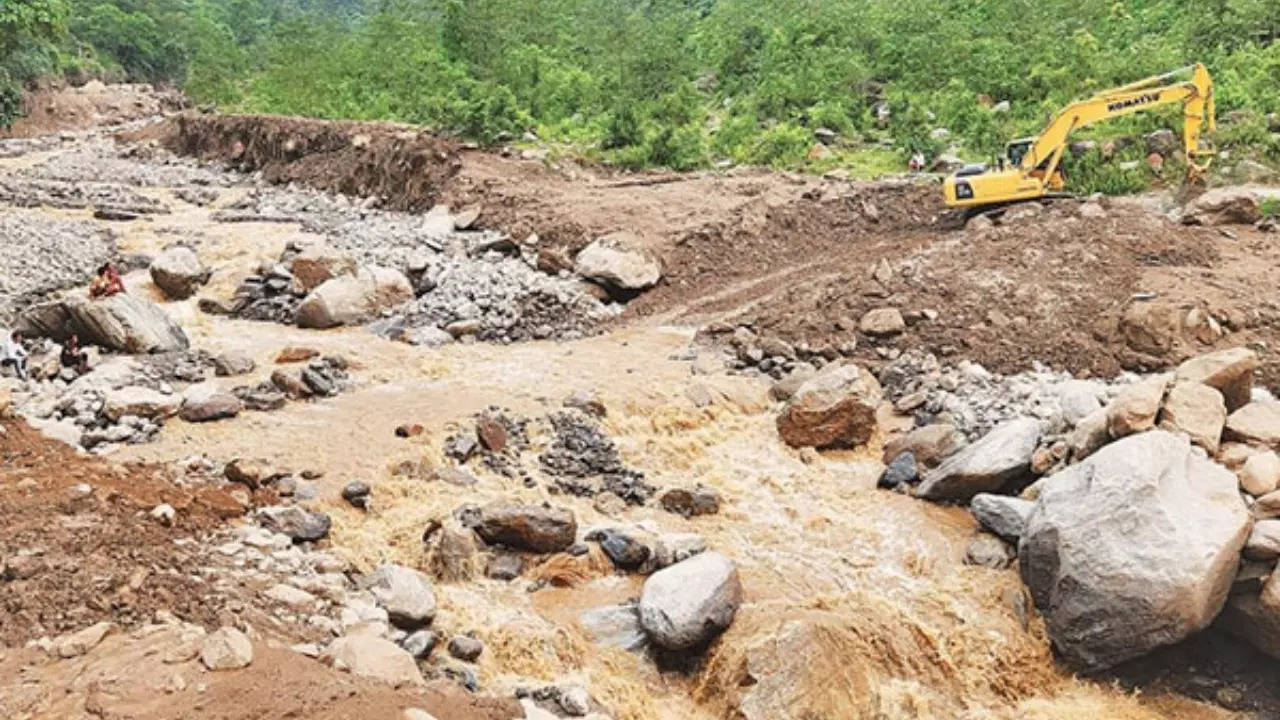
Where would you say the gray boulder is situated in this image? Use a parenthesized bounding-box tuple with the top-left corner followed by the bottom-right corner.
(149, 246, 211, 300)
(19, 295, 188, 354)
(639, 551, 741, 651)
(969, 494, 1034, 542)
(258, 505, 332, 543)
(1057, 380, 1103, 426)
(366, 564, 436, 629)
(1019, 431, 1250, 671)
(914, 418, 1042, 501)
(474, 503, 577, 553)
(179, 393, 242, 422)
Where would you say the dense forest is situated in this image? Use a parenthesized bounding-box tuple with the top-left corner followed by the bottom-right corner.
(3, 0, 1278, 184)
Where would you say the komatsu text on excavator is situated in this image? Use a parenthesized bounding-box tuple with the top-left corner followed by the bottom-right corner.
(943, 63, 1215, 211)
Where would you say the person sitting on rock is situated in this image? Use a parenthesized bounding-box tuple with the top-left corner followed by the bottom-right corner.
(1, 330, 29, 380)
(60, 333, 89, 375)
(89, 262, 126, 299)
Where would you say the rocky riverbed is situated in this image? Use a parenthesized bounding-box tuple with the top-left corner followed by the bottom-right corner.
(3, 101, 1280, 720)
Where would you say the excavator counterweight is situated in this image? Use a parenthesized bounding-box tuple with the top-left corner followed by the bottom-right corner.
(943, 64, 1215, 209)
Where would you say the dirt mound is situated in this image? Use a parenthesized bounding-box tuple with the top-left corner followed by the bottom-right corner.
(0, 419, 245, 647)
(2, 82, 185, 139)
(690, 199, 1280, 385)
(168, 113, 463, 212)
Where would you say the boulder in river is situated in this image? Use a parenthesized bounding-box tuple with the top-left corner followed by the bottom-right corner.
(295, 265, 413, 329)
(103, 386, 181, 421)
(914, 418, 1042, 501)
(1019, 430, 1250, 672)
(474, 503, 577, 553)
(365, 563, 437, 629)
(776, 362, 882, 449)
(18, 295, 189, 354)
(639, 550, 741, 651)
(288, 242, 357, 292)
(258, 505, 332, 543)
(881, 423, 966, 468)
(179, 393, 242, 422)
(969, 493, 1033, 543)
(149, 246, 211, 300)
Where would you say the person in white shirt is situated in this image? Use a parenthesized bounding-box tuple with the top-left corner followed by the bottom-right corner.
(2, 329, 28, 380)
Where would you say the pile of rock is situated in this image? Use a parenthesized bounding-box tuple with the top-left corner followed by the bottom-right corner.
(204, 190, 620, 342)
(204, 257, 306, 323)
(400, 253, 615, 343)
(539, 411, 655, 504)
(702, 324, 856, 380)
(903, 347, 1280, 671)
(0, 214, 116, 322)
(16, 135, 241, 188)
(0, 176, 170, 217)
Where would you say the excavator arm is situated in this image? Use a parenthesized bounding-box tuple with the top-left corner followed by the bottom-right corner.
(944, 63, 1215, 209)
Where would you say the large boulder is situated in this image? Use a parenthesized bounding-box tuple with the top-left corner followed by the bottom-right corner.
(149, 246, 211, 300)
(18, 295, 188, 354)
(1019, 431, 1250, 671)
(1224, 401, 1280, 449)
(1174, 347, 1257, 411)
(474, 503, 577, 553)
(1157, 381, 1226, 454)
(179, 393, 242, 422)
(365, 564, 437, 629)
(295, 266, 413, 329)
(638, 551, 741, 651)
(776, 363, 882, 449)
(574, 232, 661, 291)
(327, 635, 424, 687)
(914, 418, 1042, 501)
(1182, 187, 1262, 226)
(288, 242, 357, 292)
(103, 386, 181, 421)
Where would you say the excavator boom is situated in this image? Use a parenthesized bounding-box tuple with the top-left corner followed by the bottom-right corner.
(943, 64, 1214, 209)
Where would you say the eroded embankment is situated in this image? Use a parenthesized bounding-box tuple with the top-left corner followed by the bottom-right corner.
(164, 113, 464, 212)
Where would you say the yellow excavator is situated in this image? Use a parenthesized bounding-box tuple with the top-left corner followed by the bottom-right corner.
(943, 63, 1215, 211)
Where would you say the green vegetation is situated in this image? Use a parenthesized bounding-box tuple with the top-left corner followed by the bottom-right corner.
(1262, 196, 1280, 218)
(3, 0, 1279, 191)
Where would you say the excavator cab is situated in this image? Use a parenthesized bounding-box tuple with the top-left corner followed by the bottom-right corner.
(1006, 139, 1033, 168)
